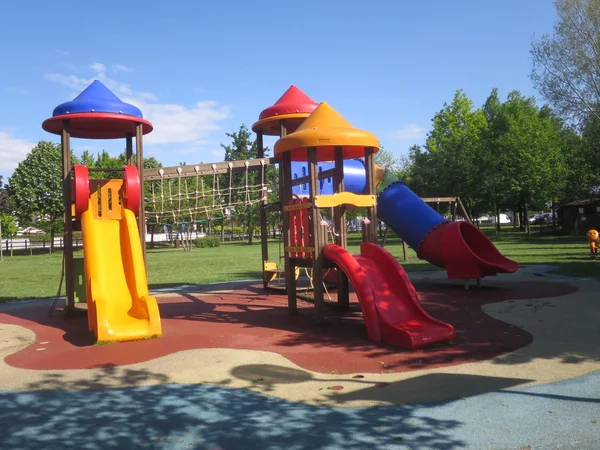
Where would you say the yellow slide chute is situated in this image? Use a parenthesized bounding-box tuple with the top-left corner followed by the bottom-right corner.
(75, 166, 162, 342)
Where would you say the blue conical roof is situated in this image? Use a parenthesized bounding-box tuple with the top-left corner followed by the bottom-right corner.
(52, 80, 143, 118)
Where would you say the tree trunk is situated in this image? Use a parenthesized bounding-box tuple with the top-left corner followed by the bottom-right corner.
(518, 204, 525, 232)
(469, 206, 477, 228)
(524, 202, 531, 237)
(494, 201, 500, 236)
(50, 226, 55, 254)
(247, 219, 253, 245)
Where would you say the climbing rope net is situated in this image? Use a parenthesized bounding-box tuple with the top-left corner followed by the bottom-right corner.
(145, 160, 273, 249)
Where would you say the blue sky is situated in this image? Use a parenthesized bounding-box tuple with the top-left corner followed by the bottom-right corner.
(0, 0, 557, 180)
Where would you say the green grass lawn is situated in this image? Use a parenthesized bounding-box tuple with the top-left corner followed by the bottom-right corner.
(0, 229, 597, 302)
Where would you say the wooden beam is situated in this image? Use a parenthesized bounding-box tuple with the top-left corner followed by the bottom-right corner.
(456, 197, 472, 223)
(380, 225, 390, 248)
(308, 147, 325, 324)
(62, 120, 74, 311)
(126, 133, 133, 166)
(364, 147, 378, 244)
(143, 158, 276, 181)
(421, 197, 460, 203)
(334, 146, 349, 310)
(264, 202, 282, 212)
(282, 151, 297, 315)
(256, 131, 270, 287)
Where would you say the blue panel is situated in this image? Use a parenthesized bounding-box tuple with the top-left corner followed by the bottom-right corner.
(377, 182, 446, 250)
(52, 80, 143, 118)
(291, 159, 366, 196)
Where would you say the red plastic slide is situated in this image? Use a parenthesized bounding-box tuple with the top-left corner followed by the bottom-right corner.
(323, 242, 455, 349)
(418, 221, 519, 280)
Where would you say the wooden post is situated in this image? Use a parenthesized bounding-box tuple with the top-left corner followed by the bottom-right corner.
(380, 225, 390, 247)
(456, 197, 471, 224)
(135, 123, 146, 261)
(281, 151, 297, 315)
(333, 146, 349, 310)
(308, 147, 325, 323)
(364, 147, 378, 243)
(61, 120, 75, 311)
(256, 131, 270, 286)
(126, 133, 133, 166)
(402, 240, 408, 261)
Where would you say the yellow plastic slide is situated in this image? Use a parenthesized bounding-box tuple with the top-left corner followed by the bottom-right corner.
(82, 199, 162, 342)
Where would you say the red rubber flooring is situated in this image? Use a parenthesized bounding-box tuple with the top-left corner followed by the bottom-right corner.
(1, 280, 577, 374)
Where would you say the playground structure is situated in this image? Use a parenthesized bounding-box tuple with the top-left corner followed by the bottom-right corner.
(253, 92, 457, 349)
(587, 229, 599, 256)
(39, 81, 518, 347)
(42, 80, 162, 342)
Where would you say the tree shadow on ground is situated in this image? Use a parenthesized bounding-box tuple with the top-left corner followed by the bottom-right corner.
(228, 363, 533, 405)
(0, 366, 468, 450)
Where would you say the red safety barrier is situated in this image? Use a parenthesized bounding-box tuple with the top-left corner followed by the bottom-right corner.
(287, 197, 312, 259)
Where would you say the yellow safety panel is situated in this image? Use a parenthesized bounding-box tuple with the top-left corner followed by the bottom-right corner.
(314, 192, 376, 208)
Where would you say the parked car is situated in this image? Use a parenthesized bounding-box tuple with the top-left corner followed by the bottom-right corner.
(19, 227, 45, 235)
(528, 214, 545, 225)
(542, 212, 555, 223)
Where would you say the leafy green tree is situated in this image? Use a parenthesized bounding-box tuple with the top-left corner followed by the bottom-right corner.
(531, 0, 600, 122)
(490, 92, 566, 234)
(8, 142, 68, 248)
(424, 90, 489, 218)
(374, 146, 400, 172)
(1, 213, 18, 238)
(401, 144, 438, 197)
(0, 176, 13, 214)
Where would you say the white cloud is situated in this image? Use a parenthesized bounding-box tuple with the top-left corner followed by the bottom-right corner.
(44, 63, 230, 148)
(0, 132, 35, 175)
(55, 49, 70, 56)
(112, 63, 134, 74)
(393, 124, 426, 140)
(90, 62, 106, 73)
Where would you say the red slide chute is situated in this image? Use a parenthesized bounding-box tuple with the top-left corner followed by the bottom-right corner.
(323, 242, 455, 349)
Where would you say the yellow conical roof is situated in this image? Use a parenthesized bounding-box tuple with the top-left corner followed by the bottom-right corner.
(274, 102, 379, 161)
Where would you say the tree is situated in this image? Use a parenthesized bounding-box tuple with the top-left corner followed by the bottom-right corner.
(490, 92, 567, 235)
(531, 0, 600, 122)
(424, 90, 489, 218)
(0, 176, 13, 214)
(220, 124, 265, 244)
(1, 213, 18, 238)
(374, 146, 400, 172)
(8, 141, 71, 249)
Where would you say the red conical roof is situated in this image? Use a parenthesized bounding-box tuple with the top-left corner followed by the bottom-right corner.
(252, 85, 319, 136)
(258, 85, 318, 120)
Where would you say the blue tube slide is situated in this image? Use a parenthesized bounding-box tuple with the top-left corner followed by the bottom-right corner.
(290, 159, 367, 196)
(290, 160, 445, 251)
(377, 182, 446, 250)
